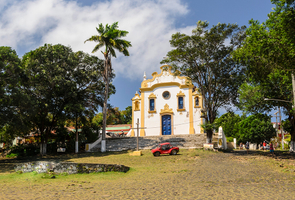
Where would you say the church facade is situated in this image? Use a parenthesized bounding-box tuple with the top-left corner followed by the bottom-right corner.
(130, 65, 204, 137)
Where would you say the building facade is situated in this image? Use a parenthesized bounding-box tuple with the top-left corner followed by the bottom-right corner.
(130, 65, 204, 137)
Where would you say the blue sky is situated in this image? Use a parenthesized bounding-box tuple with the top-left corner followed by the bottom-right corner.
(0, 0, 279, 118)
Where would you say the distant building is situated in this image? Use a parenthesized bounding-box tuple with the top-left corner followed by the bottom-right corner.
(130, 65, 204, 137)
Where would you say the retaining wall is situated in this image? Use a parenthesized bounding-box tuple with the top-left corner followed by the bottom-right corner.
(14, 161, 129, 174)
(91, 134, 206, 152)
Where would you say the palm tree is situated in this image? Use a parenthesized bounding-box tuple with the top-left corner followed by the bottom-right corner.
(85, 22, 131, 152)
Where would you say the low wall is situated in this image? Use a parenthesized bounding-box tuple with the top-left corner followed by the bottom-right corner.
(90, 134, 206, 152)
(14, 161, 130, 174)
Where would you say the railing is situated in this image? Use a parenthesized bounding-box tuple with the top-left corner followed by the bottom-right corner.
(85, 136, 102, 152)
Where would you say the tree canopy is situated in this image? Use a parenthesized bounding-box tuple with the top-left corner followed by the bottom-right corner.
(85, 22, 131, 152)
(161, 21, 246, 142)
(238, 114, 276, 144)
(214, 112, 245, 139)
(0, 44, 114, 153)
(0, 47, 29, 144)
(233, 0, 295, 150)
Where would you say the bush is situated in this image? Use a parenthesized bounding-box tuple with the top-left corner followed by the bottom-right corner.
(6, 153, 18, 158)
(227, 137, 234, 142)
(238, 114, 276, 144)
(8, 144, 39, 157)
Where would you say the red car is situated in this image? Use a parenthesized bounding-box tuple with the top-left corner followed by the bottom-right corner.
(151, 142, 179, 156)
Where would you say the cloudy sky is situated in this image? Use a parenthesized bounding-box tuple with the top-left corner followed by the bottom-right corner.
(1, 0, 275, 114)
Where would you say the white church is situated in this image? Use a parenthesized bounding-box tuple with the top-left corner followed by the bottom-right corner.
(129, 65, 204, 137)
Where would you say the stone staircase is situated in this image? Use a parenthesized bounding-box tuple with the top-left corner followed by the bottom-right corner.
(89, 134, 206, 152)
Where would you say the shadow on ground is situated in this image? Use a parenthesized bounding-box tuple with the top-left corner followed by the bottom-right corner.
(222, 149, 295, 160)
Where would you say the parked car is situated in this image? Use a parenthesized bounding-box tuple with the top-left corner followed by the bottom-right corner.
(151, 142, 179, 156)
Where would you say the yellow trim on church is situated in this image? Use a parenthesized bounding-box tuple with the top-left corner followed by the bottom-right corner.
(141, 82, 193, 92)
(141, 65, 193, 89)
(192, 90, 204, 133)
(160, 104, 174, 114)
(176, 90, 186, 112)
(176, 91, 185, 97)
(131, 103, 135, 137)
(140, 92, 145, 136)
(189, 87, 194, 134)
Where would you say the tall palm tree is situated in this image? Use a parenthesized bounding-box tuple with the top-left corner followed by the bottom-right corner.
(85, 22, 131, 152)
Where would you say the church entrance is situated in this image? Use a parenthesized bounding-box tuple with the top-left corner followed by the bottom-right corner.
(162, 115, 171, 135)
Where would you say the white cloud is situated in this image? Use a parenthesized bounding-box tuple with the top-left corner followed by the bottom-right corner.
(0, 0, 196, 80)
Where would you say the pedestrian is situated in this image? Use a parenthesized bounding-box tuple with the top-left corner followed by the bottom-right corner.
(263, 141, 266, 151)
(119, 130, 124, 137)
(260, 142, 263, 150)
(240, 142, 243, 150)
(245, 141, 249, 154)
(270, 142, 275, 156)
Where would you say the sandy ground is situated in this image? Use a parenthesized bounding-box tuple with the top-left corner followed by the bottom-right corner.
(0, 150, 294, 199)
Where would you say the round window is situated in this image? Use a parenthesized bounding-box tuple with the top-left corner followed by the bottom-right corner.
(162, 91, 170, 99)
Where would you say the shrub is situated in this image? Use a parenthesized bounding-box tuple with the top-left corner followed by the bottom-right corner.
(226, 137, 234, 142)
(6, 153, 18, 158)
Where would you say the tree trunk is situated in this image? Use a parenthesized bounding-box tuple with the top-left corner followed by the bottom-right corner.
(290, 120, 295, 152)
(206, 130, 213, 143)
(290, 73, 295, 152)
(101, 54, 110, 152)
(39, 129, 47, 156)
(75, 113, 78, 153)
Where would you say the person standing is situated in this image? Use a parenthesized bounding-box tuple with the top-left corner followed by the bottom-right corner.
(270, 142, 275, 156)
(263, 141, 266, 151)
(245, 141, 249, 154)
(259, 142, 263, 150)
(240, 142, 243, 150)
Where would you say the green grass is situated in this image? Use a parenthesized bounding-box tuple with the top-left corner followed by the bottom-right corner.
(1, 149, 295, 199)
(0, 149, 213, 180)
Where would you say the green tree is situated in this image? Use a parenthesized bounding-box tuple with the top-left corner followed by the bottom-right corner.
(161, 21, 246, 143)
(21, 44, 107, 154)
(85, 22, 131, 152)
(0, 47, 30, 145)
(120, 106, 132, 124)
(92, 105, 129, 128)
(214, 112, 245, 139)
(233, 0, 295, 151)
(238, 114, 276, 144)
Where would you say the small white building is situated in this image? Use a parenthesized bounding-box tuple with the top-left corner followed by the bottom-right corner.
(130, 65, 204, 137)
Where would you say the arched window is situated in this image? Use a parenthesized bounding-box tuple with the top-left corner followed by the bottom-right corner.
(194, 96, 201, 108)
(148, 93, 157, 113)
(177, 91, 185, 112)
(134, 101, 140, 111)
(195, 97, 199, 106)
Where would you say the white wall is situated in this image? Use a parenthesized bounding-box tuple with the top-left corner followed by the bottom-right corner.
(144, 86, 191, 136)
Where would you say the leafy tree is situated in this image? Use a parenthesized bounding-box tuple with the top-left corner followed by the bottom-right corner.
(120, 106, 132, 124)
(214, 112, 245, 139)
(21, 44, 107, 154)
(92, 105, 132, 128)
(161, 21, 246, 143)
(233, 0, 295, 151)
(0, 47, 30, 145)
(238, 114, 276, 144)
(282, 118, 292, 134)
(85, 22, 131, 152)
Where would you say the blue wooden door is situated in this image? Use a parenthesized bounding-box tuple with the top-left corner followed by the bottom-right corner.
(162, 115, 171, 135)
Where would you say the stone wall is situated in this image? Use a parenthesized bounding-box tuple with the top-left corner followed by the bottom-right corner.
(91, 134, 206, 152)
(14, 161, 129, 174)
